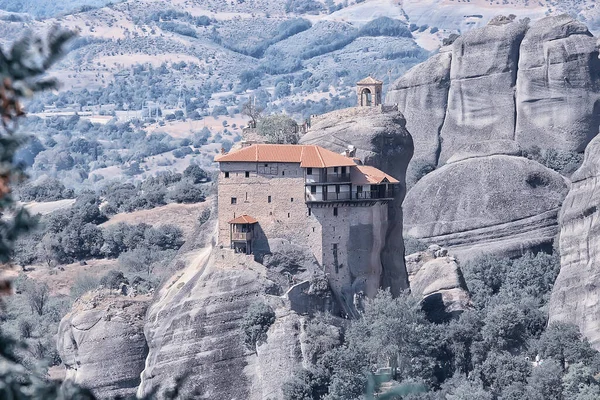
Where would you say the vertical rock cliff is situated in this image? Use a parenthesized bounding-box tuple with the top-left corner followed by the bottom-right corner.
(549, 135, 600, 349)
(57, 291, 150, 399)
(387, 15, 600, 168)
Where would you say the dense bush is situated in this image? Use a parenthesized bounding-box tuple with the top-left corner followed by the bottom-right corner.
(359, 17, 412, 38)
(257, 114, 300, 144)
(17, 178, 75, 202)
(283, 252, 600, 399)
(241, 302, 276, 353)
(523, 146, 584, 176)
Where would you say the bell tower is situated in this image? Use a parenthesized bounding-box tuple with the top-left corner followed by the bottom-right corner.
(357, 76, 383, 107)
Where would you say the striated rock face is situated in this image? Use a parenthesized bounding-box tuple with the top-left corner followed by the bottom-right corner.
(387, 15, 600, 168)
(516, 15, 600, 153)
(57, 291, 150, 399)
(138, 247, 317, 399)
(549, 135, 600, 349)
(387, 50, 451, 170)
(300, 106, 414, 296)
(439, 19, 528, 164)
(406, 245, 471, 322)
(403, 155, 569, 261)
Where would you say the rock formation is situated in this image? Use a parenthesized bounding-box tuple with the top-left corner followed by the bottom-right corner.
(57, 291, 150, 399)
(403, 155, 569, 261)
(300, 105, 414, 295)
(549, 134, 600, 349)
(387, 15, 600, 168)
(406, 245, 471, 322)
(138, 247, 326, 399)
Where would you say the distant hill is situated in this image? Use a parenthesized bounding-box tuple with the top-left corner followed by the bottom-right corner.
(0, 0, 122, 18)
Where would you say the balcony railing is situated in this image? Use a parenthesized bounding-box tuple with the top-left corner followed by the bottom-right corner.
(305, 174, 351, 184)
(305, 190, 395, 202)
(232, 232, 253, 241)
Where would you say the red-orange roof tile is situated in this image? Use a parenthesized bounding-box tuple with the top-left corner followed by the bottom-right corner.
(351, 165, 400, 185)
(215, 144, 356, 168)
(228, 215, 258, 224)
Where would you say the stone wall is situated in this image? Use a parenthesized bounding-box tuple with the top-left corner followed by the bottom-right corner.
(218, 161, 391, 315)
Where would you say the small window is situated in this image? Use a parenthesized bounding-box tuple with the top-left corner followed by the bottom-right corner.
(333, 207, 338, 217)
(245, 171, 250, 178)
(245, 192, 248, 200)
(268, 196, 272, 203)
(269, 211, 273, 216)
(334, 167, 338, 173)
(308, 208, 312, 216)
(357, 185, 363, 193)
(224, 172, 230, 178)
(291, 198, 294, 202)
(288, 213, 290, 218)
(282, 171, 285, 176)
(231, 197, 237, 205)
(312, 227, 315, 232)
(335, 185, 340, 193)
(311, 186, 317, 194)
(307, 167, 312, 175)
(341, 166, 346, 174)
(264, 164, 268, 167)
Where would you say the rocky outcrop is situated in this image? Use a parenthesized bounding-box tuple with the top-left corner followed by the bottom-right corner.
(387, 15, 600, 168)
(515, 15, 600, 153)
(439, 18, 528, 164)
(300, 106, 414, 296)
(549, 135, 600, 349)
(138, 247, 321, 399)
(387, 50, 451, 171)
(406, 245, 471, 322)
(403, 155, 569, 261)
(57, 291, 150, 399)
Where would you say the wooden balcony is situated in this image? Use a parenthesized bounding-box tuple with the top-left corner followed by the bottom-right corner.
(232, 232, 253, 241)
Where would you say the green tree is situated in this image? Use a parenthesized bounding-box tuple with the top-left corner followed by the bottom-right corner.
(241, 302, 276, 353)
(256, 114, 300, 144)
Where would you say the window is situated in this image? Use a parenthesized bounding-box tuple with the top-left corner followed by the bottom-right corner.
(245, 171, 250, 178)
(288, 213, 290, 218)
(245, 192, 248, 201)
(310, 186, 317, 194)
(268, 196, 272, 203)
(334, 167, 338, 173)
(341, 166, 346, 174)
(357, 185, 363, 192)
(224, 172, 229, 178)
(307, 168, 312, 175)
(333, 207, 338, 216)
(231, 197, 237, 205)
(335, 185, 340, 193)
(308, 208, 312, 216)
(282, 171, 285, 176)
(264, 164, 268, 167)
(291, 198, 294, 202)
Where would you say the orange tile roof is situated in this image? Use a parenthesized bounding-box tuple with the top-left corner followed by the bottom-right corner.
(215, 144, 356, 168)
(228, 215, 258, 224)
(351, 165, 399, 185)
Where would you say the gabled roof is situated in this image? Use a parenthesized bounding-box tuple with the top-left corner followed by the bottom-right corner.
(351, 165, 400, 185)
(357, 76, 383, 85)
(228, 215, 258, 224)
(215, 144, 356, 168)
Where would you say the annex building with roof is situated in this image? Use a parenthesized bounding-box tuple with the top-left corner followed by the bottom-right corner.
(215, 142, 400, 303)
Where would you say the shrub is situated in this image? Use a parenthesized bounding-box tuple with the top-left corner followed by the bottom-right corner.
(359, 17, 412, 38)
(241, 302, 276, 353)
(70, 274, 100, 299)
(168, 181, 206, 204)
(257, 114, 300, 144)
(183, 164, 209, 183)
(99, 270, 128, 291)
